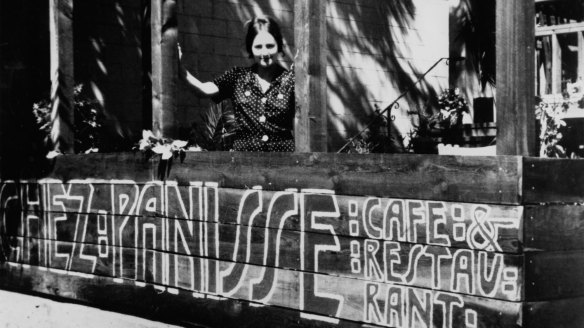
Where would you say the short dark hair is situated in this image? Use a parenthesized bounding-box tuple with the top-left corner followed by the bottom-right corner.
(245, 16, 284, 58)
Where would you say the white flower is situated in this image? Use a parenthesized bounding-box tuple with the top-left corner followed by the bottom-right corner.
(171, 140, 188, 149)
(152, 144, 173, 160)
(161, 149, 173, 160)
(46, 150, 62, 159)
(142, 129, 155, 141)
(151, 144, 167, 155)
(188, 145, 203, 152)
(139, 139, 151, 151)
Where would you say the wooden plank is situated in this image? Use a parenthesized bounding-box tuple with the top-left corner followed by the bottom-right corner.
(1, 182, 524, 253)
(536, 21, 584, 36)
(0, 263, 389, 328)
(0, 263, 523, 328)
(523, 157, 584, 204)
(525, 250, 584, 301)
(294, 0, 327, 152)
(496, 0, 536, 156)
(215, 191, 523, 253)
(524, 296, 584, 328)
(27, 152, 523, 204)
(0, 5, 3, 176)
(49, 0, 74, 154)
(148, 152, 523, 203)
(45, 152, 155, 182)
(6, 244, 524, 327)
(525, 205, 584, 251)
(151, 0, 178, 138)
(578, 32, 584, 85)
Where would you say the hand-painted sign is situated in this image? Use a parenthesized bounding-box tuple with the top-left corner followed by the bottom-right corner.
(0, 180, 523, 327)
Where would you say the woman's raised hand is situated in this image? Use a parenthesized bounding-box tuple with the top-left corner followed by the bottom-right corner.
(176, 41, 219, 97)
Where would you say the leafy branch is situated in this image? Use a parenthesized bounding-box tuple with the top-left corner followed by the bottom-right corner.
(536, 100, 567, 158)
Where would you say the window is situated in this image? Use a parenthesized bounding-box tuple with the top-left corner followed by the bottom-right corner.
(536, 0, 584, 112)
(536, 0, 584, 156)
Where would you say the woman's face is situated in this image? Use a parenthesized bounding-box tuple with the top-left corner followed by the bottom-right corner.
(251, 31, 279, 68)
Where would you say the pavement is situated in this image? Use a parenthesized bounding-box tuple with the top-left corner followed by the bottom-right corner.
(0, 290, 180, 328)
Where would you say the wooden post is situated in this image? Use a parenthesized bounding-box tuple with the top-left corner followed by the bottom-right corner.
(294, 0, 327, 152)
(0, 13, 3, 172)
(151, 0, 178, 138)
(49, 0, 74, 154)
(578, 32, 584, 82)
(142, 0, 153, 131)
(551, 33, 561, 94)
(496, 0, 536, 156)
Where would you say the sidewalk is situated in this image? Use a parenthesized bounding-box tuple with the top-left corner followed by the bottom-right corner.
(0, 290, 180, 328)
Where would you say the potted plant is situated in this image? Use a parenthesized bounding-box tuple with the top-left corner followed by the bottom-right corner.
(410, 88, 471, 153)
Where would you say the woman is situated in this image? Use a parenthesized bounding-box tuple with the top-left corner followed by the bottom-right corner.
(179, 16, 295, 152)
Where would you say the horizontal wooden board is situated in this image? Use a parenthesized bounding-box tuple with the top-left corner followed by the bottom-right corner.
(214, 190, 523, 253)
(1, 152, 523, 204)
(524, 205, 584, 251)
(525, 250, 584, 301)
(56, 152, 156, 182)
(523, 157, 584, 204)
(1, 259, 524, 328)
(0, 263, 388, 328)
(524, 297, 584, 328)
(1, 182, 524, 253)
(162, 153, 524, 204)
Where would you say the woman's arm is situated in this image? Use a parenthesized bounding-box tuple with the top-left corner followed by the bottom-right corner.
(178, 43, 219, 98)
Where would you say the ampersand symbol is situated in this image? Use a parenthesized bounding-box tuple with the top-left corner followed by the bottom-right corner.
(467, 206, 501, 252)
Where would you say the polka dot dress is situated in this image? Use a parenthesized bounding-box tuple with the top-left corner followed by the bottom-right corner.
(213, 65, 295, 152)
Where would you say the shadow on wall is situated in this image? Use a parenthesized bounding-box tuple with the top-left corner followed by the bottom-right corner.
(74, 0, 149, 152)
(0, 1, 51, 178)
(326, 0, 446, 151)
(449, 0, 496, 105)
(0, 0, 149, 177)
(450, 0, 495, 91)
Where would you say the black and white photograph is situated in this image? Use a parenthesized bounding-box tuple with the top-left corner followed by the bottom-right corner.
(0, 0, 583, 327)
